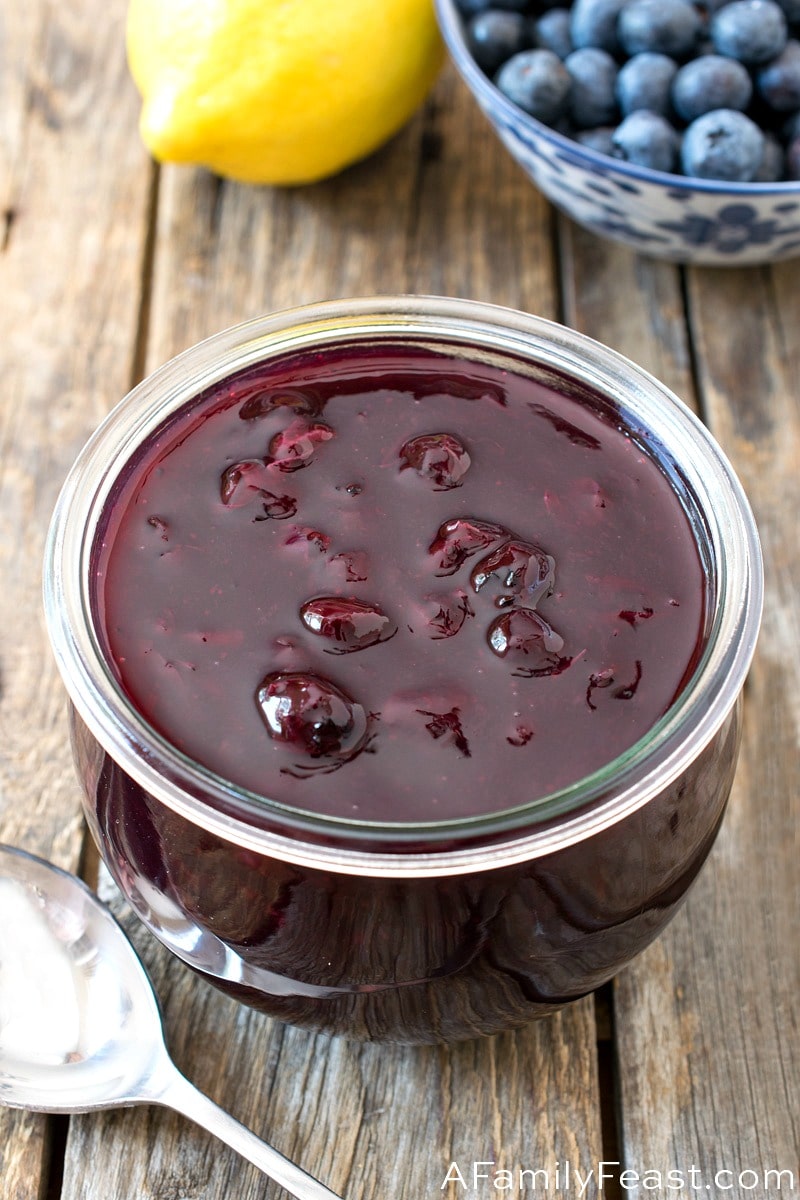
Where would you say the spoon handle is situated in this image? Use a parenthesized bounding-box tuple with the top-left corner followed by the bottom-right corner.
(152, 1063, 343, 1200)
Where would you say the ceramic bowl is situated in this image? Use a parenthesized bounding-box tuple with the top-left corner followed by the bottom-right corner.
(435, 0, 800, 265)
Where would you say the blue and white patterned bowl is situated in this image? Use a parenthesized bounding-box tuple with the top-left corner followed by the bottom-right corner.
(434, 0, 800, 265)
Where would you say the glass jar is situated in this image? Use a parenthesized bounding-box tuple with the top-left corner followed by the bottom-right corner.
(44, 297, 762, 1044)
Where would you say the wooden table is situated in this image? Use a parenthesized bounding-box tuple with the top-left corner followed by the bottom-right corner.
(2, 3, 798, 1198)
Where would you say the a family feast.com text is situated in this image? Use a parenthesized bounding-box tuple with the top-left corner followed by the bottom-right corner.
(440, 1160, 798, 1195)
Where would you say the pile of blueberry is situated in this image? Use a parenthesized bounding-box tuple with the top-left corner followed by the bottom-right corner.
(457, 0, 800, 180)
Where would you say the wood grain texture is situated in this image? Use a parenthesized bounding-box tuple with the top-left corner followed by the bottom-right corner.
(641, 263, 799, 1181)
(616, 264, 800, 1190)
(0, 0, 150, 856)
(558, 219, 694, 404)
(0, 1109, 52, 1200)
(0, 1, 152, 1197)
(0, 0, 41, 223)
(563, 223, 800, 1193)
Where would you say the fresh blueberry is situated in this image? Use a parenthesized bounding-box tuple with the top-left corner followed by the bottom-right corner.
(467, 11, 531, 75)
(711, 0, 788, 64)
(616, 52, 679, 116)
(575, 124, 618, 153)
(565, 47, 619, 126)
(612, 109, 681, 170)
(757, 39, 800, 110)
(570, 0, 627, 53)
(535, 8, 574, 59)
(618, 0, 703, 58)
(462, 0, 800, 180)
(672, 54, 753, 120)
(495, 48, 573, 123)
(680, 108, 765, 178)
(753, 131, 786, 177)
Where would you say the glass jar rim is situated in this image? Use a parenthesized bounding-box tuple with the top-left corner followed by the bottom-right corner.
(43, 296, 762, 877)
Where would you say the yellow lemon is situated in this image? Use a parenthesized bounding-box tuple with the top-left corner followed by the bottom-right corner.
(127, 0, 445, 185)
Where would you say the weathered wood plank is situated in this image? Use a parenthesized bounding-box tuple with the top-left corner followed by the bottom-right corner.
(562, 219, 800, 1194)
(0, 1110, 52, 1200)
(614, 263, 800, 1190)
(0, 0, 150, 855)
(0, 0, 42, 219)
(558, 217, 694, 402)
(63, 65, 604, 1200)
(0, 0, 152, 1196)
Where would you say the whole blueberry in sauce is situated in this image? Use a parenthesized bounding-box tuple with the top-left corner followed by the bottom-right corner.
(300, 596, 396, 653)
(399, 432, 472, 489)
(256, 671, 368, 764)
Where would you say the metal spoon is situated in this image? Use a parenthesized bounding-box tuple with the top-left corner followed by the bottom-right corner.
(0, 843, 341, 1200)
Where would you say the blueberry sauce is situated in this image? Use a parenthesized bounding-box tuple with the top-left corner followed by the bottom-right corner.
(94, 344, 707, 824)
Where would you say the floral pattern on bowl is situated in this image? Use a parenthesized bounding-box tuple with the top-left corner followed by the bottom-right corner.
(435, 0, 800, 265)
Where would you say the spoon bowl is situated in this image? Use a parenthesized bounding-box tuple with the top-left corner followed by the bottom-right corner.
(0, 843, 164, 1112)
(0, 843, 341, 1200)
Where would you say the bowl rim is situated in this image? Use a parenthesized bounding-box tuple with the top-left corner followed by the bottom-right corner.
(434, 0, 800, 197)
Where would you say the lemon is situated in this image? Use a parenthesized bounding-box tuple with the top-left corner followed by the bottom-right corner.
(126, 0, 445, 185)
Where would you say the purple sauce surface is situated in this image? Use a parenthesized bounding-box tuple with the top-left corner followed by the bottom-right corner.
(94, 344, 707, 823)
